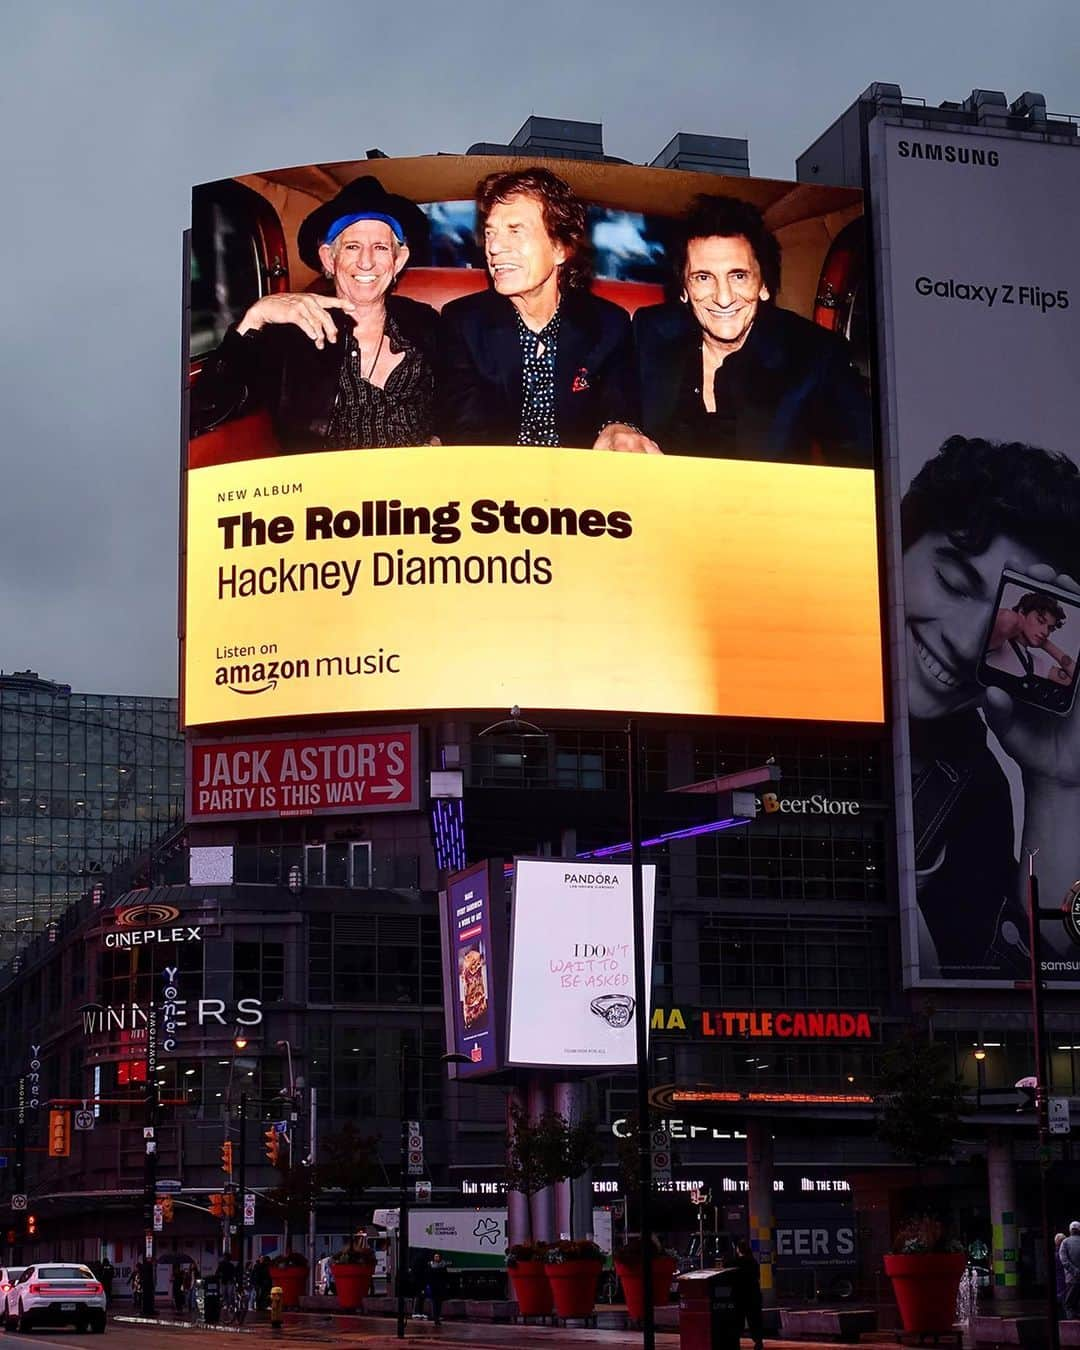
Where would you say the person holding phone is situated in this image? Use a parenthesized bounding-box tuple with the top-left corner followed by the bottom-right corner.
(901, 435, 1080, 978)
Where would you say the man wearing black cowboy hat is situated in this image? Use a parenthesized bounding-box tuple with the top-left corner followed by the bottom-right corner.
(191, 176, 439, 454)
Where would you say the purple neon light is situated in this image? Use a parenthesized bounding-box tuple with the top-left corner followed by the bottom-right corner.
(576, 816, 742, 859)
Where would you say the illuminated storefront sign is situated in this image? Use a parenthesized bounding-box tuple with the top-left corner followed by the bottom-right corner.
(81, 998, 262, 1035)
(760, 792, 861, 816)
(650, 1008, 875, 1039)
(106, 903, 203, 948)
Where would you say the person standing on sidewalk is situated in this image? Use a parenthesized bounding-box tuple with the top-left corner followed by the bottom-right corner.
(424, 1252, 451, 1328)
(732, 1236, 765, 1350)
(1061, 1222, 1080, 1318)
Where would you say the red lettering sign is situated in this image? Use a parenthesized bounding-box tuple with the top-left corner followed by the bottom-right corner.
(186, 726, 419, 821)
(694, 1009, 873, 1040)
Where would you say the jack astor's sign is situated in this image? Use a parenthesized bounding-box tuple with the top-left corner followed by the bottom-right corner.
(651, 1008, 875, 1040)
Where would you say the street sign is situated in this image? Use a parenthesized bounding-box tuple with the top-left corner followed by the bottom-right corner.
(11, 1194, 26, 1211)
(243, 1194, 255, 1227)
(74, 1109, 94, 1131)
(0, 1157, 8, 1168)
(153, 1204, 164, 1232)
(407, 1150, 424, 1177)
(156, 1180, 182, 1193)
(651, 1127, 672, 1183)
(1050, 1097, 1071, 1135)
(415, 1180, 432, 1202)
(274, 1121, 288, 1134)
(408, 1132, 423, 1152)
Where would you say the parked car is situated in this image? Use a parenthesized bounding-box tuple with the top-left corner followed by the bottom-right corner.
(3, 1262, 106, 1333)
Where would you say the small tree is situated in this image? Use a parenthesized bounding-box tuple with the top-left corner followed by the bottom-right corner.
(318, 1122, 380, 1239)
(876, 1032, 967, 1169)
(505, 1102, 602, 1240)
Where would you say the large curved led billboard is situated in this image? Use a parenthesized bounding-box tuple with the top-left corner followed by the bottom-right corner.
(182, 155, 883, 726)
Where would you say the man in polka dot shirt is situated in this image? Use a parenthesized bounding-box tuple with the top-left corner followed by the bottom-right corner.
(438, 167, 657, 454)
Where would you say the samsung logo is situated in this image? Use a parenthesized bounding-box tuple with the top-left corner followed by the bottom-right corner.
(897, 140, 999, 167)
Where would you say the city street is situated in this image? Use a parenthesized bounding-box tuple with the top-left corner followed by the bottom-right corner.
(0, 1311, 918, 1349)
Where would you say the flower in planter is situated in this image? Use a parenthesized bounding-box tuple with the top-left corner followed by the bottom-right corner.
(334, 1241, 376, 1266)
(892, 1215, 966, 1255)
(545, 1239, 603, 1264)
(506, 1241, 549, 1267)
(271, 1251, 310, 1269)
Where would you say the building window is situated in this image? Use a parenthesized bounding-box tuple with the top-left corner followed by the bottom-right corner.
(234, 941, 285, 1003)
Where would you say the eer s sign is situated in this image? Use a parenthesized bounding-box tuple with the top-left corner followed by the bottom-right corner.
(187, 726, 418, 822)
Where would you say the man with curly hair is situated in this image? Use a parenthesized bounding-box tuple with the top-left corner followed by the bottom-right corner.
(437, 167, 654, 453)
(900, 435, 1080, 977)
(633, 194, 872, 465)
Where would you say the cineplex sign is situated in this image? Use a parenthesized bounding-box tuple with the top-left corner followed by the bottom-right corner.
(651, 1008, 876, 1039)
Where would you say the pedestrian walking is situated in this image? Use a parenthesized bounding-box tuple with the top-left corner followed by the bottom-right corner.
(732, 1236, 765, 1350)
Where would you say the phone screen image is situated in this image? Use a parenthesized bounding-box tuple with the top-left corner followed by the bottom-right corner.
(978, 570, 1080, 715)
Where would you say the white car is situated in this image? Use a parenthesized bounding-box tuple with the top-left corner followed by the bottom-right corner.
(3, 1262, 106, 1333)
(0, 1268, 24, 1305)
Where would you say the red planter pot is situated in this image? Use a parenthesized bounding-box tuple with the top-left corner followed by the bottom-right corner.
(884, 1252, 966, 1333)
(507, 1261, 553, 1317)
(332, 1262, 373, 1310)
(616, 1256, 677, 1323)
(269, 1264, 307, 1309)
(544, 1259, 603, 1319)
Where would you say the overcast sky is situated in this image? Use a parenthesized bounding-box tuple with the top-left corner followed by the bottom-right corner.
(1, 0, 1077, 698)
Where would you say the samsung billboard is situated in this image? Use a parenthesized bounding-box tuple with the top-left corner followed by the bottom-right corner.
(182, 154, 883, 727)
(872, 122, 1080, 985)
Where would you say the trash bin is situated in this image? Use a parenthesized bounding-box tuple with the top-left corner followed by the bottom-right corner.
(195, 1276, 221, 1324)
(677, 1268, 741, 1350)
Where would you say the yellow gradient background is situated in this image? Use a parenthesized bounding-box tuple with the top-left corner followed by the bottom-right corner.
(183, 446, 883, 726)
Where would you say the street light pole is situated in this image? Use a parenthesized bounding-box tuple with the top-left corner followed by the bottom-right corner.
(396, 1041, 411, 1340)
(1025, 860, 1061, 1350)
(627, 718, 655, 1350)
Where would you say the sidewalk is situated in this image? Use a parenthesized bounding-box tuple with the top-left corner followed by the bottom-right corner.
(114, 1305, 917, 1347)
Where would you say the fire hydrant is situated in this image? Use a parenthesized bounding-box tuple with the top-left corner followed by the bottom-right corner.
(270, 1285, 284, 1331)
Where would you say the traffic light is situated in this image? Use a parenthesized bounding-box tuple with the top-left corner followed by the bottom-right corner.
(48, 1109, 71, 1158)
(26, 1215, 37, 1237)
(221, 1140, 234, 1173)
(223, 1193, 236, 1218)
(209, 1193, 224, 1218)
(156, 1196, 174, 1223)
(264, 1125, 280, 1166)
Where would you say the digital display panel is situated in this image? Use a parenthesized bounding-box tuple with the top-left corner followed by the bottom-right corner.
(182, 154, 883, 727)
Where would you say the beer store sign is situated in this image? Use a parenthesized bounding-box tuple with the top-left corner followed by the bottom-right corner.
(105, 903, 203, 949)
(651, 1008, 875, 1040)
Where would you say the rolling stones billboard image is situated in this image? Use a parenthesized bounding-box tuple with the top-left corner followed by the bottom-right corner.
(182, 153, 883, 727)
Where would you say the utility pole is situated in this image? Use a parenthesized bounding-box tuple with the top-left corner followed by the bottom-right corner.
(1026, 860, 1061, 1350)
(308, 1086, 318, 1293)
(235, 1091, 247, 1307)
(627, 718, 655, 1350)
(396, 1042, 411, 1340)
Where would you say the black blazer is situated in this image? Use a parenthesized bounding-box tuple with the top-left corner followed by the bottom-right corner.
(437, 288, 640, 447)
(632, 301, 873, 467)
(191, 294, 440, 451)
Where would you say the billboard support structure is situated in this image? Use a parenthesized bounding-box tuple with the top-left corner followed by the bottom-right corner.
(627, 718, 655, 1350)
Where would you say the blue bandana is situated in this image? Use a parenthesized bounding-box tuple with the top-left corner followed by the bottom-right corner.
(324, 211, 405, 246)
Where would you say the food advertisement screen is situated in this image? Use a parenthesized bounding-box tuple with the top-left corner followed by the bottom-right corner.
(182, 155, 883, 726)
(440, 860, 504, 1079)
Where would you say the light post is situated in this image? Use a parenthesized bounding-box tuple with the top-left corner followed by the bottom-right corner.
(396, 1049, 469, 1340)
